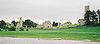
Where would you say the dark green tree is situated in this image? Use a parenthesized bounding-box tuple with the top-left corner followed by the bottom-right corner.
(84, 10, 98, 26)
(11, 21, 17, 27)
(52, 21, 58, 26)
(84, 10, 91, 25)
(97, 9, 100, 23)
(0, 20, 6, 29)
(33, 23, 38, 27)
(9, 26, 16, 31)
(23, 19, 38, 28)
(90, 10, 98, 24)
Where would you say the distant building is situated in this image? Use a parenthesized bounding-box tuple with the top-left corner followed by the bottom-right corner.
(78, 19, 85, 26)
(84, 5, 90, 20)
(16, 17, 23, 28)
(64, 21, 72, 25)
(36, 20, 52, 29)
(78, 5, 90, 26)
(58, 22, 63, 26)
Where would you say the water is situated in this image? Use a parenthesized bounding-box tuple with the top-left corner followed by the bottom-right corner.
(0, 37, 100, 44)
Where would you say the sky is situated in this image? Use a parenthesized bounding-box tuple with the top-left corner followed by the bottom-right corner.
(0, 0, 100, 24)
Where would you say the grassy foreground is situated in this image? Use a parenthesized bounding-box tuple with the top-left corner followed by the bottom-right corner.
(0, 26, 100, 42)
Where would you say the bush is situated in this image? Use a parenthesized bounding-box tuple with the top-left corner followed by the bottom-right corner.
(4, 26, 9, 29)
(9, 26, 16, 31)
(4, 26, 9, 31)
(19, 27, 24, 31)
(26, 29, 29, 31)
(0, 28, 1, 31)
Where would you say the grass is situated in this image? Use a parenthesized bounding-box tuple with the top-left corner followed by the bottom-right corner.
(53, 24, 78, 28)
(0, 26, 100, 42)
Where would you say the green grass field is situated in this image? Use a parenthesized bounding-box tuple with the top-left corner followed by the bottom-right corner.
(0, 26, 100, 42)
(55, 24, 78, 28)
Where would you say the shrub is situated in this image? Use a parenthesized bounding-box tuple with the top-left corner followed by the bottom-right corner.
(0, 28, 1, 31)
(19, 27, 24, 31)
(4, 26, 9, 29)
(9, 26, 16, 31)
(4, 26, 9, 31)
(26, 29, 29, 31)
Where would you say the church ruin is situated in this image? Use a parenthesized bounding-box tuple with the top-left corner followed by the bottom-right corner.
(84, 5, 90, 14)
(36, 20, 52, 29)
(16, 17, 23, 28)
(78, 5, 90, 25)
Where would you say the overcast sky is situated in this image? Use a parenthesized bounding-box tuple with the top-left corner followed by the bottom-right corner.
(0, 0, 100, 24)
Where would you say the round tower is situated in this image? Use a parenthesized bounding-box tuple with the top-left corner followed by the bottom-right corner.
(84, 5, 90, 14)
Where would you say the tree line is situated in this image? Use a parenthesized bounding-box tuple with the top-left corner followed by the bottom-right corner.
(0, 19, 38, 31)
(84, 9, 100, 26)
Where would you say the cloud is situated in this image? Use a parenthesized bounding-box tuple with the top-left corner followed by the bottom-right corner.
(0, 0, 100, 24)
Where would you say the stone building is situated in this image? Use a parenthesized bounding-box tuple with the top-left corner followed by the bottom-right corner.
(78, 5, 90, 26)
(78, 19, 85, 26)
(36, 20, 52, 29)
(16, 17, 23, 28)
(58, 22, 63, 26)
(64, 21, 72, 25)
(84, 5, 90, 14)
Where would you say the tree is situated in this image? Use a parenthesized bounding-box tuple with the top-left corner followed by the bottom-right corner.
(84, 10, 91, 25)
(84, 10, 99, 25)
(6, 22, 10, 27)
(64, 21, 72, 25)
(11, 21, 17, 27)
(97, 9, 100, 23)
(90, 10, 98, 24)
(33, 23, 38, 27)
(4, 23, 9, 31)
(0, 20, 6, 29)
(52, 21, 58, 26)
(9, 26, 16, 31)
(23, 19, 38, 28)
